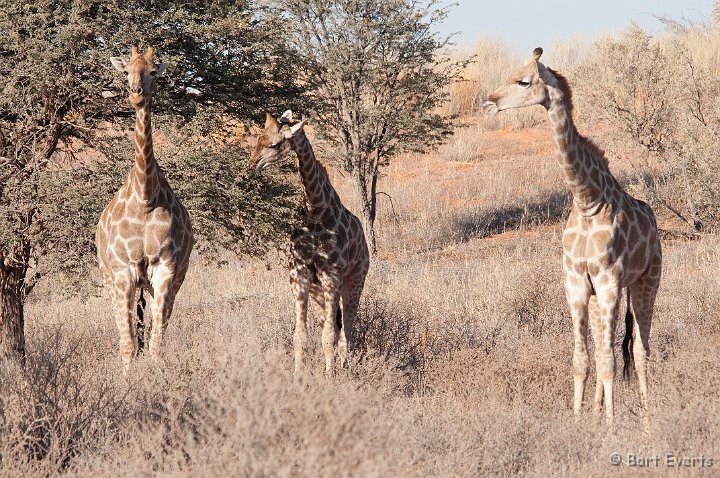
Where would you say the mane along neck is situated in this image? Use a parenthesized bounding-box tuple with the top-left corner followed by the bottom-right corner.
(544, 68, 617, 215)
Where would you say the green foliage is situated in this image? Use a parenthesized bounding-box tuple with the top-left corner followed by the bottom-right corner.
(0, 0, 305, 294)
(276, 0, 468, 252)
(153, 122, 303, 258)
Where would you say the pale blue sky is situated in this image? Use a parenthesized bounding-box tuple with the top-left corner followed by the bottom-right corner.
(437, 0, 713, 53)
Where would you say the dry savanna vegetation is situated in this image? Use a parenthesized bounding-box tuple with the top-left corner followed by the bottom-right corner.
(4, 4, 720, 478)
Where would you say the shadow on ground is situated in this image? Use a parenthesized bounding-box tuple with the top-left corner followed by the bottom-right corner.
(453, 190, 571, 241)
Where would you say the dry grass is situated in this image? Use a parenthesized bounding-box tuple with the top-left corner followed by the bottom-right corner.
(4, 22, 720, 476)
(2, 119, 720, 476)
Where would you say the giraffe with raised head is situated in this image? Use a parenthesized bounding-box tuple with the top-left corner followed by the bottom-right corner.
(96, 46, 193, 369)
(248, 110, 370, 375)
(483, 48, 662, 422)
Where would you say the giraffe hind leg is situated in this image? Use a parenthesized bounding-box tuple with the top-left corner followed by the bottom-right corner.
(629, 273, 659, 412)
(136, 288, 147, 352)
(621, 288, 634, 380)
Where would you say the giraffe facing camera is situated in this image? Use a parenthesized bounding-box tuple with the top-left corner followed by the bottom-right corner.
(96, 46, 193, 371)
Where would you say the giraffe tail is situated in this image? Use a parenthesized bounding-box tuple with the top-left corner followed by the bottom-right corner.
(136, 288, 147, 351)
(622, 288, 634, 380)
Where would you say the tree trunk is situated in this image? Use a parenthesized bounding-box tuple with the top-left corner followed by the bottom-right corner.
(0, 243, 29, 363)
(361, 207, 377, 256)
(354, 171, 377, 256)
(368, 161, 379, 254)
(681, 163, 702, 236)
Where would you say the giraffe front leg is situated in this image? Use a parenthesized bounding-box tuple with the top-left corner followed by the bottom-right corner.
(290, 268, 311, 374)
(594, 284, 621, 423)
(565, 272, 591, 416)
(588, 296, 604, 414)
(148, 267, 178, 362)
(321, 287, 341, 377)
(112, 277, 137, 371)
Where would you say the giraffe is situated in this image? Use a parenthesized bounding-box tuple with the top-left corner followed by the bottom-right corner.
(96, 46, 193, 369)
(248, 110, 370, 375)
(483, 48, 662, 422)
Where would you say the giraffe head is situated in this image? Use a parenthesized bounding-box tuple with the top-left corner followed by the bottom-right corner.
(110, 46, 167, 108)
(248, 110, 306, 173)
(483, 47, 559, 114)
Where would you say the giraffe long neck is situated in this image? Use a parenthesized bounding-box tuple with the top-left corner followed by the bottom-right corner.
(544, 81, 610, 216)
(291, 133, 342, 226)
(131, 98, 159, 201)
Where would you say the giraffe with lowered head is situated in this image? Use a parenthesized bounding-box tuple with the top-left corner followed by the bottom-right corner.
(248, 110, 369, 375)
(483, 48, 662, 422)
(96, 46, 193, 369)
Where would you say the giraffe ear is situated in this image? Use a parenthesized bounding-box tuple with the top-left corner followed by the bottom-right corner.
(286, 120, 306, 137)
(532, 47, 543, 62)
(110, 57, 128, 72)
(279, 110, 293, 123)
(155, 63, 167, 76)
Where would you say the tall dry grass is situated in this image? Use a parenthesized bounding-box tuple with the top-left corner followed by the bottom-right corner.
(4, 114, 720, 475)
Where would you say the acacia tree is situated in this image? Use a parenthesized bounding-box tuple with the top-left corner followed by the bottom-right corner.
(0, 0, 303, 361)
(279, 0, 466, 253)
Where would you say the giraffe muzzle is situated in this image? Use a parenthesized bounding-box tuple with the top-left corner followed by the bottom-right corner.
(481, 100, 499, 115)
(129, 92, 145, 106)
(254, 159, 271, 173)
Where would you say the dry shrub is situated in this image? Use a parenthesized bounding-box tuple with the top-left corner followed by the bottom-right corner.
(3, 233, 720, 476)
(445, 38, 516, 116)
(575, 24, 720, 234)
(0, 327, 125, 476)
(540, 36, 591, 76)
(353, 296, 431, 394)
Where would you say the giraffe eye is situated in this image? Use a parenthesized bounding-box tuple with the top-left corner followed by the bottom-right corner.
(149, 70, 158, 77)
(517, 80, 531, 88)
(268, 142, 280, 149)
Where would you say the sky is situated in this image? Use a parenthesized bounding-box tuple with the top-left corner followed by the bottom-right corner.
(436, 0, 714, 54)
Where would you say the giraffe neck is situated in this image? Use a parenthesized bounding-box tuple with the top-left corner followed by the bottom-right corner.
(544, 79, 609, 216)
(131, 98, 160, 201)
(291, 132, 342, 225)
